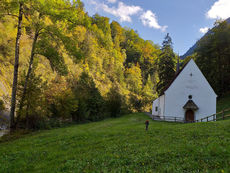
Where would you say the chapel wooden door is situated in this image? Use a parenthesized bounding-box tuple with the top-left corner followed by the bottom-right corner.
(185, 110, 194, 122)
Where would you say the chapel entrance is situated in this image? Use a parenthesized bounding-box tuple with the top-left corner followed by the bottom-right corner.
(183, 95, 198, 122)
(185, 109, 194, 122)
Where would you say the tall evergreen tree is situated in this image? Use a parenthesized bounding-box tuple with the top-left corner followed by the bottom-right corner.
(157, 33, 175, 95)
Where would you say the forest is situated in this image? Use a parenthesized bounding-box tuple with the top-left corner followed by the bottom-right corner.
(0, 0, 229, 130)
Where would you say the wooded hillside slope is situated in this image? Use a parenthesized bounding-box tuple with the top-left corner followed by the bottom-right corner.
(0, 0, 164, 128)
(0, 0, 229, 129)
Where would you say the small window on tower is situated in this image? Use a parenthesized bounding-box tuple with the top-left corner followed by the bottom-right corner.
(155, 107, 158, 112)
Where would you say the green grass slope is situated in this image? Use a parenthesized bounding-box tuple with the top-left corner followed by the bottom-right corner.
(217, 94, 230, 112)
(217, 94, 230, 120)
(1, 113, 230, 172)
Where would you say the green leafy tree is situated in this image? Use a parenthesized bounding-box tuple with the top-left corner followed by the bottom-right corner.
(73, 72, 105, 122)
(125, 64, 143, 94)
(0, 0, 166, 129)
(110, 21, 125, 49)
(129, 93, 143, 112)
(195, 20, 230, 96)
(142, 75, 157, 111)
(17, 70, 48, 129)
(16, 0, 83, 126)
(106, 86, 123, 117)
(0, 99, 5, 111)
(50, 89, 78, 120)
(0, 0, 24, 129)
(92, 14, 113, 49)
(140, 40, 160, 83)
(45, 76, 77, 120)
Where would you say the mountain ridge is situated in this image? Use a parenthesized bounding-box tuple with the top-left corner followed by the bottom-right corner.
(180, 17, 230, 60)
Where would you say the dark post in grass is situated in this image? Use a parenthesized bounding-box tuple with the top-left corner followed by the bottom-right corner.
(145, 120, 149, 131)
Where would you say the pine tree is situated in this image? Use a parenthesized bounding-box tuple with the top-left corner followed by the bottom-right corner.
(157, 33, 175, 95)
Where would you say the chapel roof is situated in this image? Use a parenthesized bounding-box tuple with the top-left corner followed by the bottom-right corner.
(159, 59, 190, 96)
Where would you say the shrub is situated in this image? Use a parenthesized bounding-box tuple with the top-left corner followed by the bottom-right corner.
(106, 86, 123, 117)
(17, 71, 49, 129)
(49, 89, 78, 119)
(129, 93, 143, 112)
(72, 72, 106, 122)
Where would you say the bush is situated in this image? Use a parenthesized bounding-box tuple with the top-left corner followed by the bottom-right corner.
(17, 71, 49, 129)
(106, 86, 123, 117)
(72, 72, 106, 122)
(72, 99, 89, 122)
(49, 89, 78, 119)
(129, 93, 143, 112)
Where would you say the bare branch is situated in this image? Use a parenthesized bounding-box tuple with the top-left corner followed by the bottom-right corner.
(0, 13, 19, 18)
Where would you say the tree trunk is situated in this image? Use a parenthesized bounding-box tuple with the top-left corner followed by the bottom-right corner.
(26, 103, 29, 129)
(16, 30, 39, 127)
(9, 3, 23, 130)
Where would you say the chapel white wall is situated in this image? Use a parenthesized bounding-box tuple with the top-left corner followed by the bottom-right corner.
(152, 99, 159, 115)
(152, 95, 165, 117)
(164, 59, 216, 121)
(159, 95, 165, 117)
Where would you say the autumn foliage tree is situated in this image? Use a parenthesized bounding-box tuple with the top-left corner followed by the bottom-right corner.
(0, 0, 176, 129)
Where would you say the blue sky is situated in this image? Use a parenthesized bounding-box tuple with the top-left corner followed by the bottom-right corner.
(82, 0, 230, 55)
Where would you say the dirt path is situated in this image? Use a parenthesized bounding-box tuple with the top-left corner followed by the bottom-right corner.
(0, 130, 9, 138)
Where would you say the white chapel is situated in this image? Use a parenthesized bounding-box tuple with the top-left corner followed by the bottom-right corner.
(152, 59, 217, 122)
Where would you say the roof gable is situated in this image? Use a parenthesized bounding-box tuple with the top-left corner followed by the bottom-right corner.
(162, 59, 217, 96)
(160, 60, 190, 96)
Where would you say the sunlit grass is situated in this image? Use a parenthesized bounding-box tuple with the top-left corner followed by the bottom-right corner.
(1, 113, 230, 172)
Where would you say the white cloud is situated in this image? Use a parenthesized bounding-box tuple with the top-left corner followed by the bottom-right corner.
(98, 2, 143, 22)
(207, 0, 230, 19)
(199, 27, 209, 34)
(90, 0, 167, 31)
(140, 10, 167, 32)
(107, 0, 116, 3)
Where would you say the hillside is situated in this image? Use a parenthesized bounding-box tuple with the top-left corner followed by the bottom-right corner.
(1, 112, 230, 172)
(181, 17, 230, 60)
(0, 1, 161, 128)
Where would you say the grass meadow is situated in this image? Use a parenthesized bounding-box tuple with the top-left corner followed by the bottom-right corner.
(1, 112, 230, 172)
